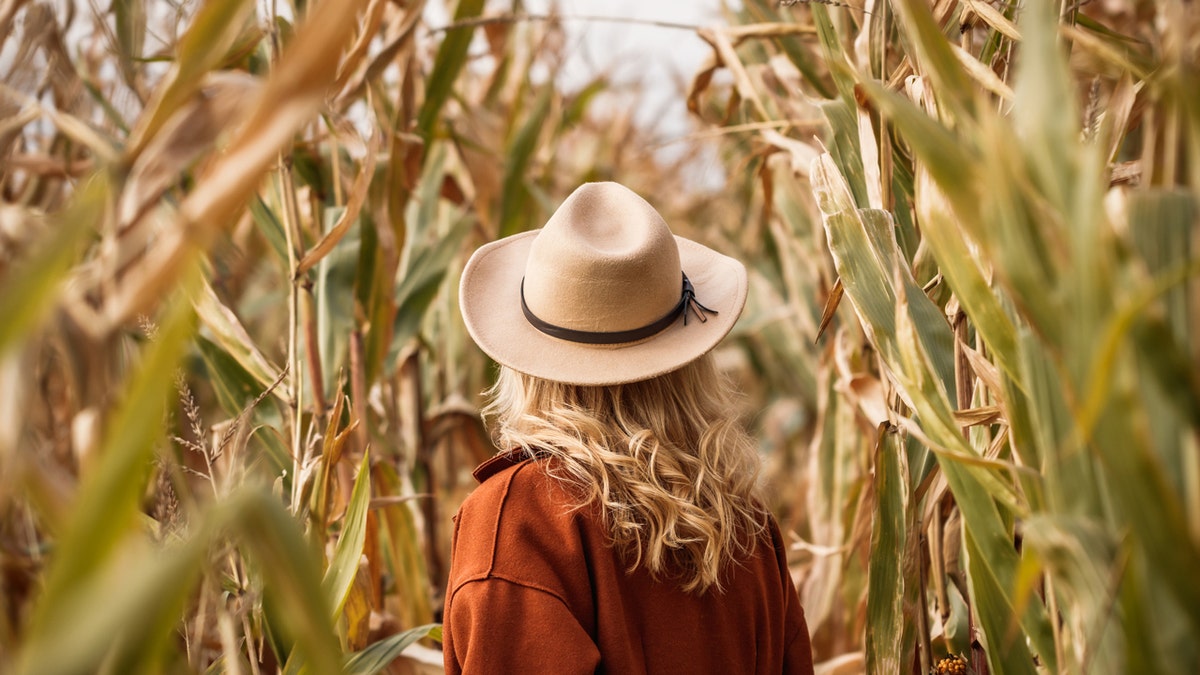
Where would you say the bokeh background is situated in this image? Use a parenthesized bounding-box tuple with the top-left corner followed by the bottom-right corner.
(2, 1, 1199, 673)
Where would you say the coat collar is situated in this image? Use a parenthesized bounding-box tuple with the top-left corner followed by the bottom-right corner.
(472, 449, 533, 484)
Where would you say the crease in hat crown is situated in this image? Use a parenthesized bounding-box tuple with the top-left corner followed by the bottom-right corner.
(521, 182, 682, 334)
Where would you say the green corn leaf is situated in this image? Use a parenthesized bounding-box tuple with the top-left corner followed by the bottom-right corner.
(315, 204, 363, 396)
(962, 529, 1039, 675)
(819, 100, 869, 210)
(865, 424, 917, 673)
(22, 268, 199, 634)
(0, 175, 102, 355)
(562, 77, 608, 130)
(809, 5, 858, 102)
(913, 167, 1021, 383)
(417, 0, 487, 144)
(386, 214, 473, 371)
(856, 81, 980, 221)
(812, 154, 955, 397)
(373, 462, 434, 629)
(1012, 0, 1080, 216)
(1126, 191, 1200, 492)
(17, 485, 345, 675)
(973, 121, 1062, 342)
(800, 364, 853, 632)
(16, 270, 200, 673)
(499, 84, 554, 238)
(239, 489, 344, 675)
(112, 0, 147, 85)
(357, 208, 392, 384)
(861, 80, 1065, 343)
(1116, 546, 1199, 675)
(250, 195, 290, 263)
(1020, 516, 1125, 673)
(815, 151, 1058, 669)
(745, 0, 833, 98)
(196, 334, 267, 417)
(344, 624, 442, 675)
(997, 339, 1046, 508)
(891, 276, 1024, 515)
(1092, 384, 1200, 633)
(323, 451, 373, 619)
(14, 536, 208, 675)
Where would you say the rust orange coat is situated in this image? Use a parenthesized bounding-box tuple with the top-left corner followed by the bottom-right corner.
(443, 453, 815, 674)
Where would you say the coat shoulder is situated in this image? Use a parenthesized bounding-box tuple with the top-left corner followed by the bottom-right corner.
(448, 458, 586, 594)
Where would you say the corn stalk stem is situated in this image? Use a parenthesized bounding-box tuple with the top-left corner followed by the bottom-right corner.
(301, 281, 328, 418)
(330, 121, 344, 206)
(241, 613, 262, 675)
(258, 10, 307, 510)
(350, 329, 368, 455)
(278, 155, 305, 508)
(398, 348, 444, 592)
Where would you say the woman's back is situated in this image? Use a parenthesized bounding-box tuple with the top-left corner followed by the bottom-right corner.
(443, 453, 814, 675)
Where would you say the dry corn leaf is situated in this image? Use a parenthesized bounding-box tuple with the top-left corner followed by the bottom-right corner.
(124, 0, 256, 158)
(950, 43, 1014, 101)
(0, 83, 119, 164)
(725, 22, 817, 44)
(297, 126, 381, 275)
(1103, 72, 1141, 164)
(101, 0, 371, 328)
(1060, 23, 1148, 79)
(118, 71, 261, 229)
(959, 342, 1004, 400)
(687, 53, 719, 117)
(334, 0, 390, 93)
(761, 129, 819, 177)
(952, 405, 1003, 427)
(856, 106, 883, 209)
(4, 153, 92, 178)
(193, 278, 291, 402)
(845, 374, 889, 427)
(962, 0, 1021, 41)
(697, 26, 770, 122)
(0, 105, 39, 138)
(814, 277, 843, 343)
(334, 0, 423, 107)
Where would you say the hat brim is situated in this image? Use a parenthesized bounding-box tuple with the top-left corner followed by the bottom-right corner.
(459, 230, 747, 386)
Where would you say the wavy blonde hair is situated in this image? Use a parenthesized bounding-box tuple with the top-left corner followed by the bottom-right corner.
(483, 353, 766, 593)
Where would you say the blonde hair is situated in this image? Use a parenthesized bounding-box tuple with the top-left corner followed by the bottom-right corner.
(483, 353, 767, 593)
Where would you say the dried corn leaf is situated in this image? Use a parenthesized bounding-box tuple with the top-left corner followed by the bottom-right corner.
(193, 277, 290, 401)
(297, 127, 381, 275)
(103, 0, 370, 328)
(962, 0, 1021, 41)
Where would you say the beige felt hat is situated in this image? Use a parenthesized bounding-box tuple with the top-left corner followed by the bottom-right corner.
(459, 182, 747, 386)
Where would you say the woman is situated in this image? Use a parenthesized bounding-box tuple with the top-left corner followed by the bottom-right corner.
(445, 182, 813, 674)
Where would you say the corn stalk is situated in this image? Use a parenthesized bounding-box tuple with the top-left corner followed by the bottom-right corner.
(692, 0, 1200, 672)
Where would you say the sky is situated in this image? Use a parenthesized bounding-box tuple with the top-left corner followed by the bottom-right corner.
(425, 0, 734, 137)
(518, 0, 736, 185)
(523, 0, 727, 128)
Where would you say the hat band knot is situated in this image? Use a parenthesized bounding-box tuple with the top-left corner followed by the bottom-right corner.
(520, 273, 718, 345)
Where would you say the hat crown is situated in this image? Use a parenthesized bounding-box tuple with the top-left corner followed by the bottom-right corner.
(523, 183, 682, 333)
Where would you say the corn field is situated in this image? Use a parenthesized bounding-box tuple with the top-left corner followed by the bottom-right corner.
(1, 0, 1198, 673)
